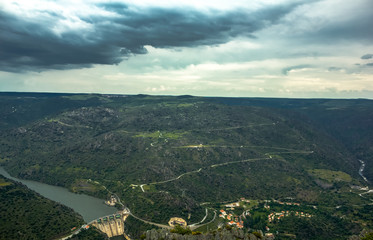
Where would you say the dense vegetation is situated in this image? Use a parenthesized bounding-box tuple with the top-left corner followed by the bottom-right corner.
(0, 93, 372, 239)
(272, 214, 359, 240)
(69, 227, 108, 240)
(142, 227, 271, 240)
(0, 175, 83, 240)
(125, 216, 160, 239)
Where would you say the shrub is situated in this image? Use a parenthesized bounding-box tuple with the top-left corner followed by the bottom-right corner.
(252, 231, 262, 239)
(170, 225, 192, 235)
(362, 232, 373, 240)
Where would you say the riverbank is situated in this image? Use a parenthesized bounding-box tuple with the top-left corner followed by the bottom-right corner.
(0, 167, 116, 222)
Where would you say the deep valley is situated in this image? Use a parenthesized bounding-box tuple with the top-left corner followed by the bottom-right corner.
(1, 93, 373, 239)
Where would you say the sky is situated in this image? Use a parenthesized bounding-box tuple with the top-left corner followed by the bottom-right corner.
(0, 0, 373, 98)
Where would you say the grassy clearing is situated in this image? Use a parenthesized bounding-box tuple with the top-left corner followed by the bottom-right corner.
(240, 200, 259, 210)
(308, 169, 352, 183)
(0, 157, 9, 163)
(63, 95, 112, 102)
(133, 131, 186, 139)
(195, 216, 223, 232)
(71, 180, 100, 193)
(62, 95, 94, 101)
(133, 131, 160, 138)
(47, 118, 59, 122)
(163, 132, 188, 139)
(142, 184, 157, 192)
(0, 178, 12, 186)
(160, 102, 195, 108)
(177, 103, 194, 107)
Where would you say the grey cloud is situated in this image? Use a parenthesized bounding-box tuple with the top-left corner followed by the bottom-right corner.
(282, 65, 312, 75)
(0, 1, 310, 72)
(361, 54, 373, 59)
(316, 14, 373, 43)
(275, 0, 373, 44)
(366, 63, 373, 67)
(328, 67, 343, 72)
(0, 11, 124, 72)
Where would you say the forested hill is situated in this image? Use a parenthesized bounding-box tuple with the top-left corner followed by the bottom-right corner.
(0, 174, 83, 239)
(0, 93, 372, 239)
(1, 93, 372, 181)
(212, 97, 373, 181)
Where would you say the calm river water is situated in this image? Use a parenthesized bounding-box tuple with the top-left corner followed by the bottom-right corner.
(0, 167, 116, 222)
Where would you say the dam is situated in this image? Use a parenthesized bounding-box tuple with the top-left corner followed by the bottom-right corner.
(91, 209, 130, 238)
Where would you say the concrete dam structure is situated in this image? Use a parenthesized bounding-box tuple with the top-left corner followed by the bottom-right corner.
(92, 210, 129, 238)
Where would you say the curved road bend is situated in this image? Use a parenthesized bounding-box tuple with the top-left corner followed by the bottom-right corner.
(129, 213, 171, 229)
(130, 210, 217, 231)
(190, 210, 217, 230)
(189, 208, 208, 226)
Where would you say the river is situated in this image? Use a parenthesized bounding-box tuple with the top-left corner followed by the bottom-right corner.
(0, 167, 116, 222)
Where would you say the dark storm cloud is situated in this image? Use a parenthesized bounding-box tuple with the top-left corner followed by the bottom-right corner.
(361, 54, 373, 59)
(0, 1, 309, 72)
(0, 10, 122, 72)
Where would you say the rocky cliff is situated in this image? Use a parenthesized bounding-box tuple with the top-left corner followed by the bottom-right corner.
(143, 228, 274, 240)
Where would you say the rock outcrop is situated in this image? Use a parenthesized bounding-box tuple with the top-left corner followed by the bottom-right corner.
(143, 228, 274, 240)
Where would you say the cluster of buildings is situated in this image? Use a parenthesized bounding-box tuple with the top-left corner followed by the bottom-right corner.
(224, 202, 240, 209)
(105, 195, 118, 206)
(268, 211, 312, 222)
(218, 198, 253, 229)
(225, 198, 250, 208)
(218, 198, 312, 231)
(219, 209, 244, 229)
(219, 209, 229, 219)
(228, 220, 244, 229)
(271, 200, 300, 206)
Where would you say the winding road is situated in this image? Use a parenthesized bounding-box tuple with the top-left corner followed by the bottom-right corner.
(129, 213, 171, 229)
(356, 160, 372, 200)
(132, 148, 313, 192)
(358, 160, 368, 183)
(190, 210, 217, 230)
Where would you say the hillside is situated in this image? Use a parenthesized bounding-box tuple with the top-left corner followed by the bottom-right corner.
(0, 175, 83, 239)
(142, 227, 273, 240)
(0, 93, 372, 239)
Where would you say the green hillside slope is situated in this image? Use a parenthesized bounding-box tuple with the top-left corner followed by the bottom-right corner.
(0, 93, 372, 239)
(0, 175, 83, 239)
